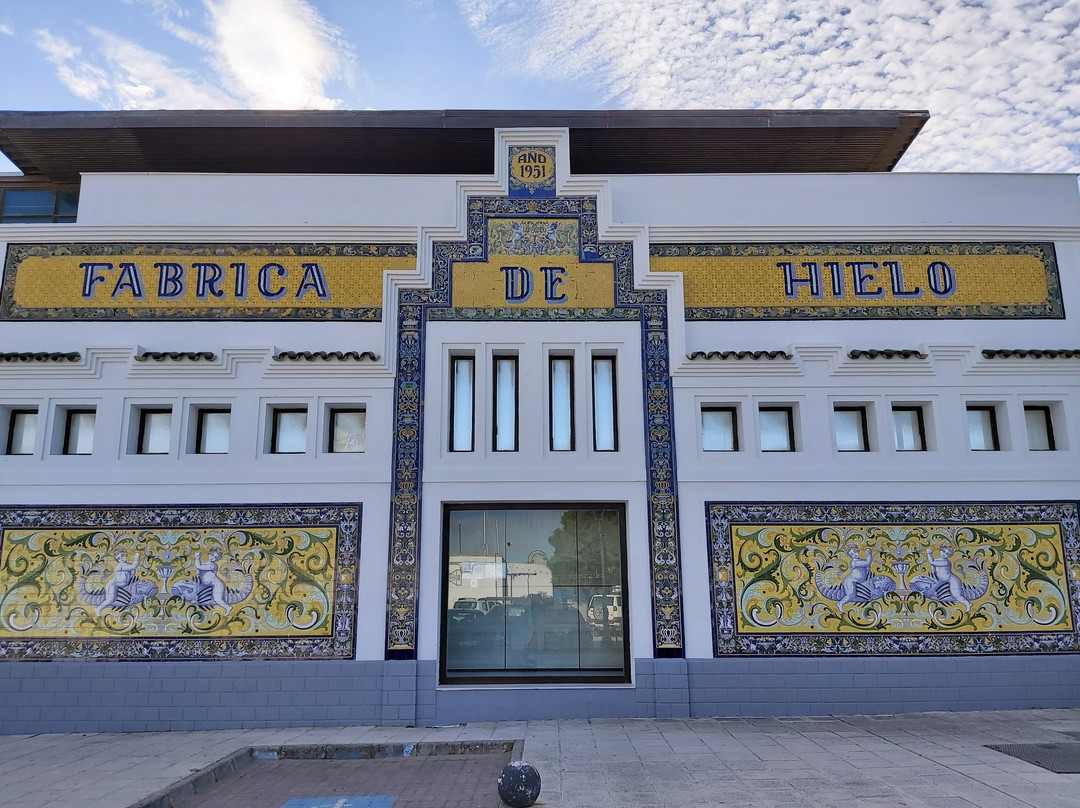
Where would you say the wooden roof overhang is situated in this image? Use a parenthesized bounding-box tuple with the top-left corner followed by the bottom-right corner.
(0, 109, 928, 183)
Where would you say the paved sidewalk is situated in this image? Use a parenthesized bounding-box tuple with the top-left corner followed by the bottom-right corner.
(1, 709, 1079, 808)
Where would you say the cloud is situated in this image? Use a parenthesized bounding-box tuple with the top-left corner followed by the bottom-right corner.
(0, 23, 13, 36)
(33, 0, 355, 110)
(33, 30, 112, 104)
(205, 0, 353, 108)
(87, 25, 237, 108)
(457, 0, 1080, 172)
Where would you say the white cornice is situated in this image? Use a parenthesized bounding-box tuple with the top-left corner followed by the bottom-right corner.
(5, 224, 1075, 245)
(647, 226, 1080, 242)
(0, 225, 421, 242)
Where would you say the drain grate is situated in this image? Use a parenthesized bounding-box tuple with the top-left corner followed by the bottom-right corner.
(282, 799, 396, 808)
(987, 743, 1080, 773)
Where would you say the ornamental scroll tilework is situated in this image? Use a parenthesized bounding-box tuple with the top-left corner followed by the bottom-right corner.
(0, 504, 359, 659)
(386, 195, 684, 657)
(0, 243, 415, 321)
(650, 243, 1063, 320)
(707, 502, 1080, 655)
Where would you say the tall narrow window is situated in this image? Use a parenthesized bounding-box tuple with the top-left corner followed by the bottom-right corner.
(1024, 405, 1055, 451)
(63, 409, 96, 455)
(966, 405, 999, 451)
(449, 356, 474, 452)
(493, 356, 518, 452)
(271, 408, 307, 454)
(759, 407, 794, 452)
(330, 408, 366, 453)
(701, 407, 738, 451)
(549, 356, 574, 451)
(592, 356, 617, 452)
(196, 409, 231, 454)
(138, 409, 172, 455)
(892, 406, 925, 451)
(6, 409, 37, 455)
(834, 406, 869, 452)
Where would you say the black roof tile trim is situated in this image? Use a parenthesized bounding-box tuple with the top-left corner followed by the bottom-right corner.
(135, 351, 217, 361)
(273, 350, 380, 362)
(849, 349, 928, 359)
(687, 350, 793, 360)
(0, 351, 81, 362)
(981, 349, 1080, 359)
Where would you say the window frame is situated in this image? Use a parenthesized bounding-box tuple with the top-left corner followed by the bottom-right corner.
(5, 408, 38, 456)
(328, 407, 367, 454)
(591, 354, 618, 452)
(701, 406, 739, 452)
(892, 405, 927, 452)
(492, 354, 518, 452)
(62, 408, 96, 456)
(136, 408, 173, 455)
(758, 406, 795, 452)
(0, 186, 80, 223)
(833, 405, 870, 452)
(548, 354, 576, 452)
(195, 408, 231, 455)
(1023, 405, 1056, 451)
(439, 501, 630, 686)
(270, 407, 308, 454)
(966, 405, 1000, 451)
(449, 355, 476, 453)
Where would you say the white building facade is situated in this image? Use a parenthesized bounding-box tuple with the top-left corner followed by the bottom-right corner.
(0, 110, 1077, 733)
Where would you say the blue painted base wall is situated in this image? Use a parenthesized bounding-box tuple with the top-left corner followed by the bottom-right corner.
(0, 655, 1076, 734)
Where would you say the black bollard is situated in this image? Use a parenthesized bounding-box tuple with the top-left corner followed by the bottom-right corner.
(498, 761, 542, 807)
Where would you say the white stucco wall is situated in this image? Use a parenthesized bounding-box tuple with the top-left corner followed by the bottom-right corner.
(2, 161, 1078, 669)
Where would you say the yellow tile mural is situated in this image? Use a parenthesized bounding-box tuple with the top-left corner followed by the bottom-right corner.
(0, 504, 359, 659)
(1, 243, 415, 320)
(708, 502, 1080, 655)
(451, 219, 614, 309)
(651, 243, 1062, 319)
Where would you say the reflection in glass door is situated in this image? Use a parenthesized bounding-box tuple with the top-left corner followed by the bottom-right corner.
(441, 504, 629, 684)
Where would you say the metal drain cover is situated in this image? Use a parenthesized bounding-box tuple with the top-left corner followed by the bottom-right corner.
(987, 743, 1080, 773)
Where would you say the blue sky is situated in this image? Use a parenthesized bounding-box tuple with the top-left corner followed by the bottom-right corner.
(1, 0, 1078, 175)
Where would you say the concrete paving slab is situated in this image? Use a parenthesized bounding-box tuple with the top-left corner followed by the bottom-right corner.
(2, 709, 1080, 808)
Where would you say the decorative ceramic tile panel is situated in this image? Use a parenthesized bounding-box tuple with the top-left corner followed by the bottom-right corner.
(1, 243, 415, 321)
(386, 196, 684, 657)
(707, 501, 1079, 655)
(508, 145, 556, 198)
(651, 243, 1063, 320)
(0, 504, 359, 659)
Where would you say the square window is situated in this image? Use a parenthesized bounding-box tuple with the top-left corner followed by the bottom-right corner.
(330, 408, 366, 453)
(1024, 406, 1055, 451)
(196, 409, 231, 454)
(137, 409, 172, 455)
(966, 405, 999, 451)
(63, 409, 96, 455)
(6, 409, 38, 455)
(892, 406, 926, 451)
(442, 505, 628, 684)
(759, 407, 794, 452)
(271, 408, 307, 454)
(834, 407, 869, 452)
(701, 407, 738, 451)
